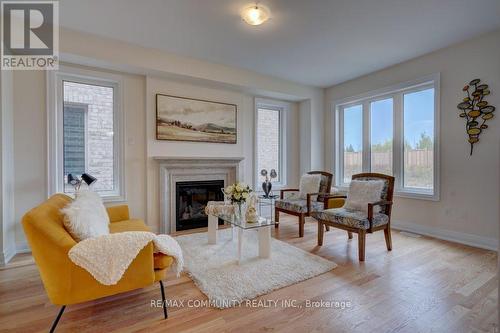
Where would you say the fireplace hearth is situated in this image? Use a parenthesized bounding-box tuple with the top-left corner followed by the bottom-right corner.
(175, 180, 224, 231)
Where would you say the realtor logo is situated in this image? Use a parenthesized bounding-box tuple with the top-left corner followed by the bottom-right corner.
(1, 1, 59, 70)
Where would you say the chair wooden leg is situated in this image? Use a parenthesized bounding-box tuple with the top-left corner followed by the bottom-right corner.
(358, 230, 366, 261)
(318, 221, 324, 246)
(275, 208, 279, 228)
(347, 231, 353, 239)
(384, 226, 392, 251)
(49, 305, 66, 333)
(299, 215, 305, 237)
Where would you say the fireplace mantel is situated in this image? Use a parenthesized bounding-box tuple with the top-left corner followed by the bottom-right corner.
(157, 156, 244, 234)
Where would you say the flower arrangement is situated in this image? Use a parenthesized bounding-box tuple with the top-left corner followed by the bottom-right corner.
(223, 182, 253, 204)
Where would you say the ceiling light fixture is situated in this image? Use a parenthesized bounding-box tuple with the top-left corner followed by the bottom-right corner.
(241, 3, 270, 26)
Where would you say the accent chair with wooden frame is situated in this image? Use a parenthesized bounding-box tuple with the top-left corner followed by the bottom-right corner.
(312, 173, 395, 261)
(274, 171, 336, 237)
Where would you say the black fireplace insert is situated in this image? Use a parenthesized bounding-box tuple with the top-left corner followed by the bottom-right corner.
(175, 180, 225, 231)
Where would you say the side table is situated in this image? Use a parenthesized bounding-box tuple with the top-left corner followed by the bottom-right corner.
(258, 194, 279, 221)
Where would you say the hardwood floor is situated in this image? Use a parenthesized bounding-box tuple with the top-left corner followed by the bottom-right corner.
(0, 215, 497, 333)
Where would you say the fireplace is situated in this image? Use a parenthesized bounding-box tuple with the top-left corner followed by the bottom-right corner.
(156, 156, 243, 233)
(175, 180, 224, 231)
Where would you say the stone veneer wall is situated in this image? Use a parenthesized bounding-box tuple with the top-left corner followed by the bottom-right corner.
(63, 82, 114, 191)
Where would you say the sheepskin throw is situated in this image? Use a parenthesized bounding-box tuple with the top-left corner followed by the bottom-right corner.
(298, 174, 321, 199)
(61, 190, 110, 241)
(343, 180, 384, 214)
(68, 231, 184, 285)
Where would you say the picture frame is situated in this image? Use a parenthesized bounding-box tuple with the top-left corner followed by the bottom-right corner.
(156, 94, 237, 144)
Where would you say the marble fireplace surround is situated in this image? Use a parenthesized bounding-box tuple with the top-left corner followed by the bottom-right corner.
(155, 157, 245, 234)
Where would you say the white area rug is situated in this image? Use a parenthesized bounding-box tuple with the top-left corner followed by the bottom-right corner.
(175, 228, 337, 308)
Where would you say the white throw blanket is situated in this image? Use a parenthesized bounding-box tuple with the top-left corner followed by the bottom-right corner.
(68, 231, 184, 285)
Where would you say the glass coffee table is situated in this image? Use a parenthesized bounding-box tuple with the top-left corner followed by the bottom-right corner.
(207, 212, 275, 264)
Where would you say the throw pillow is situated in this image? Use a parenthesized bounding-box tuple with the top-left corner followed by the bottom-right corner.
(61, 190, 110, 241)
(299, 174, 322, 199)
(343, 180, 385, 214)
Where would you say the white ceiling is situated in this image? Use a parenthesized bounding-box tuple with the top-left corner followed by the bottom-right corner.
(60, 0, 500, 87)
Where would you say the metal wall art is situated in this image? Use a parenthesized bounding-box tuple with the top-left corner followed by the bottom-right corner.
(457, 79, 495, 155)
(260, 169, 277, 198)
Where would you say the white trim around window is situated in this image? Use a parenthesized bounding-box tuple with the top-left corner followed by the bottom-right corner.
(332, 73, 440, 201)
(254, 97, 288, 190)
(47, 65, 126, 202)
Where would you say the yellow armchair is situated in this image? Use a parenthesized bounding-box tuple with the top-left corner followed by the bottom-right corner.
(21, 194, 173, 332)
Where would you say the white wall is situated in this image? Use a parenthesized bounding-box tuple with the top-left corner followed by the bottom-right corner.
(7, 26, 499, 253)
(12, 68, 147, 250)
(298, 95, 326, 175)
(9, 28, 312, 251)
(12, 71, 46, 250)
(11, 70, 301, 246)
(145, 77, 300, 233)
(146, 78, 251, 164)
(299, 100, 312, 174)
(310, 96, 325, 170)
(58, 27, 324, 179)
(1, 70, 16, 264)
(325, 30, 500, 250)
(59, 28, 322, 103)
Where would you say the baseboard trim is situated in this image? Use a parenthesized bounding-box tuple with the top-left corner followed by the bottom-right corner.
(15, 241, 31, 254)
(0, 245, 17, 265)
(392, 220, 498, 251)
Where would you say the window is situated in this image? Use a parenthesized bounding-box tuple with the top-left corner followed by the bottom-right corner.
(370, 98, 393, 176)
(62, 81, 115, 193)
(334, 74, 439, 200)
(403, 89, 434, 190)
(342, 104, 363, 183)
(63, 103, 87, 181)
(255, 98, 287, 187)
(48, 66, 124, 201)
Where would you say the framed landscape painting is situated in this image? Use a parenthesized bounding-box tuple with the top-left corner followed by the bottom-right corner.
(156, 94, 237, 144)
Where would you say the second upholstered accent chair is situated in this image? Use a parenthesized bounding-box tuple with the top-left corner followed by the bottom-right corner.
(312, 173, 395, 261)
(274, 171, 335, 237)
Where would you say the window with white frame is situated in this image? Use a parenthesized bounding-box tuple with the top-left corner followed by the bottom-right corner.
(48, 66, 124, 201)
(255, 99, 287, 188)
(334, 75, 439, 200)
